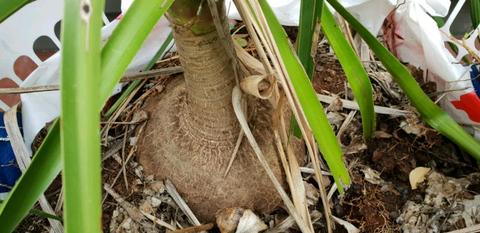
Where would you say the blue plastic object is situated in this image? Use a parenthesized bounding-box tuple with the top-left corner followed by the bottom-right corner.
(470, 64, 480, 97)
(0, 112, 22, 199)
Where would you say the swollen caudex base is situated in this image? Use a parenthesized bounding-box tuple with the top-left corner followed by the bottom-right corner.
(137, 29, 304, 221)
(137, 77, 300, 221)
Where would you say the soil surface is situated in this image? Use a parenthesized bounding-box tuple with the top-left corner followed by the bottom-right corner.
(313, 43, 480, 232)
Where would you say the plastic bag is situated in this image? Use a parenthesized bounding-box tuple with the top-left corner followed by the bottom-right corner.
(385, 0, 480, 137)
(0, 0, 172, 148)
(0, 112, 22, 200)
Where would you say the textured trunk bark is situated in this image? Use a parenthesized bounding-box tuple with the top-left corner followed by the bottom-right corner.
(173, 27, 239, 141)
(169, 0, 238, 141)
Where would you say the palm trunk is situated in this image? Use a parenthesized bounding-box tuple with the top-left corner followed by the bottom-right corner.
(137, 0, 298, 221)
(172, 23, 239, 141)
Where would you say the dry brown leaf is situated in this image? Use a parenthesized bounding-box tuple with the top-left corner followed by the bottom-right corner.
(234, 43, 266, 75)
(239, 74, 273, 99)
(235, 209, 268, 233)
(373, 130, 392, 139)
(216, 208, 267, 233)
(361, 167, 384, 185)
(409, 167, 431, 190)
(216, 208, 244, 233)
(398, 171, 480, 232)
(332, 216, 360, 233)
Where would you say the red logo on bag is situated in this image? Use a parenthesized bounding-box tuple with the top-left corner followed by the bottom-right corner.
(451, 92, 480, 122)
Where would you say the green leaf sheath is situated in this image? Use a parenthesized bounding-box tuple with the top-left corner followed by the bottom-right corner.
(326, 0, 480, 160)
(0, 1, 174, 231)
(320, 4, 375, 139)
(259, 0, 351, 192)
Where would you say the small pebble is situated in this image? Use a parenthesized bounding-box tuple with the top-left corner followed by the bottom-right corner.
(121, 218, 133, 230)
(134, 167, 143, 179)
(129, 137, 138, 146)
(151, 197, 162, 208)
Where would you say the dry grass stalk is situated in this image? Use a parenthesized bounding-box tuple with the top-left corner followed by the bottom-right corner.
(4, 104, 64, 233)
(54, 189, 63, 214)
(164, 179, 202, 226)
(0, 85, 59, 94)
(103, 184, 177, 231)
(223, 129, 244, 177)
(264, 216, 295, 233)
(121, 66, 183, 82)
(0, 67, 182, 95)
(233, 1, 335, 232)
(300, 167, 332, 176)
(274, 99, 313, 232)
(232, 0, 274, 75)
(101, 80, 147, 142)
(231, 86, 313, 233)
(102, 122, 147, 204)
(446, 224, 480, 233)
(121, 122, 130, 191)
(317, 94, 410, 116)
(337, 111, 357, 140)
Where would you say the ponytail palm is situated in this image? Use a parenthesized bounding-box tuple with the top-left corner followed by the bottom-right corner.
(0, 0, 479, 232)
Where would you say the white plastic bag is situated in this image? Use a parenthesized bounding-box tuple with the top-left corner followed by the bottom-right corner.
(386, 0, 480, 138)
(225, 0, 301, 26)
(320, 0, 480, 138)
(0, 0, 172, 148)
(5, 0, 306, 149)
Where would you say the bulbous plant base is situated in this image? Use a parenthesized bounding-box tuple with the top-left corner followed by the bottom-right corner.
(137, 78, 304, 221)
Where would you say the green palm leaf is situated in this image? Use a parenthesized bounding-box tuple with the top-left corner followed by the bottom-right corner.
(60, 0, 104, 231)
(0, 1, 174, 231)
(297, 0, 322, 78)
(0, 0, 30, 23)
(259, 0, 351, 191)
(320, 2, 375, 139)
